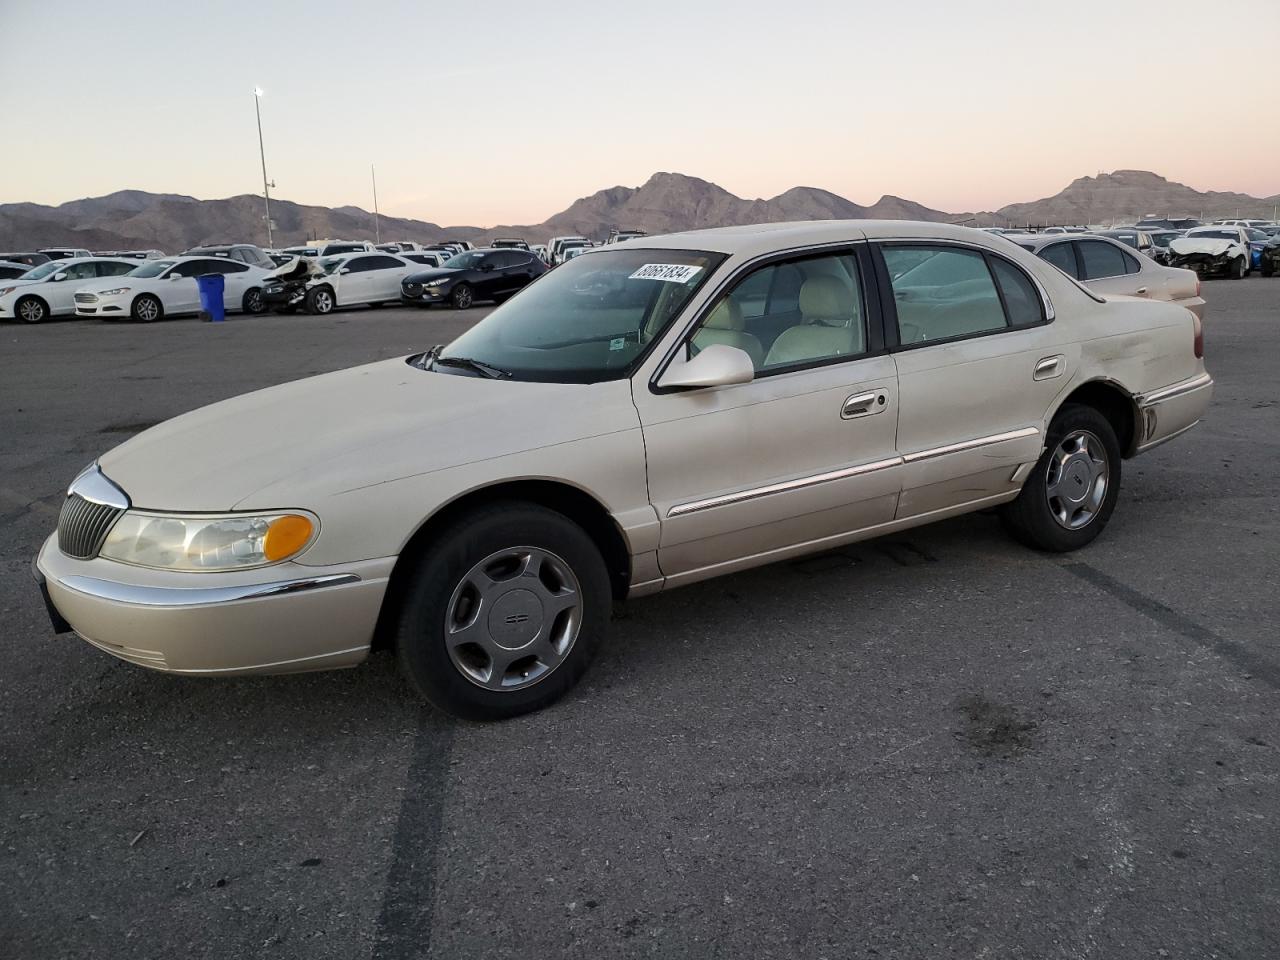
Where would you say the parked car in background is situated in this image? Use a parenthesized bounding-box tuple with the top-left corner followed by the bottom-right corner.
(608, 230, 646, 243)
(400, 251, 447, 269)
(73, 256, 274, 321)
(0, 252, 51, 268)
(261, 257, 320, 313)
(548, 236, 588, 264)
(302, 252, 418, 315)
(392, 241, 423, 252)
(267, 252, 295, 267)
(1244, 228, 1271, 270)
(531, 244, 549, 263)
(0, 257, 141, 323)
(1168, 227, 1252, 279)
(553, 239, 591, 265)
(400, 248, 547, 309)
(97, 249, 165, 260)
(312, 240, 376, 258)
(1144, 229, 1183, 265)
(560, 246, 589, 264)
(34, 220, 1213, 719)
(39, 247, 93, 261)
(1259, 235, 1280, 277)
(181, 244, 276, 270)
(1097, 229, 1155, 256)
(1137, 218, 1201, 231)
(282, 245, 321, 258)
(0, 260, 32, 279)
(491, 238, 530, 250)
(1015, 233, 1204, 319)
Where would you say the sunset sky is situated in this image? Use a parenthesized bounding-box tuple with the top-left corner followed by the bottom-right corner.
(4, 0, 1277, 226)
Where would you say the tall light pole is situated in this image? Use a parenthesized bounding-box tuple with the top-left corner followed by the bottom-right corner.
(371, 163, 381, 244)
(253, 87, 274, 248)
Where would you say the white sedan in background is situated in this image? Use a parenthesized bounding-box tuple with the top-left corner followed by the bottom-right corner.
(0, 257, 140, 323)
(74, 256, 274, 322)
(302, 252, 419, 314)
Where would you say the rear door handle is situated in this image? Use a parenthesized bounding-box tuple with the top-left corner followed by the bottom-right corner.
(1033, 355, 1064, 380)
(841, 390, 888, 419)
(1135, 286, 1149, 296)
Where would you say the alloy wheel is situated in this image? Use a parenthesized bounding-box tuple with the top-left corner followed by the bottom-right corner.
(18, 299, 45, 323)
(1045, 429, 1109, 530)
(444, 546, 582, 692)
(454, 286, 473, 309)
(136, 298, 159, 322)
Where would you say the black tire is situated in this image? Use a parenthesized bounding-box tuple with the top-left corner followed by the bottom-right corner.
(242, 288, 266, 315)
(14, 294, 48, 324)
(451, 284, 474, 310)
(1263, 261, 1274, 278)
(131, 294, 163, 323)
(306, 286, 335, 315)
(1234, 256, 1248, 280)
(395, 502, 611, 720)
(1000, 403, 1122, 552)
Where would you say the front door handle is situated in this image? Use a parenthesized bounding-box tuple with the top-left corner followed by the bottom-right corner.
(1135, 286, 1148, 296)
(841, 390, 887, 419)
(1033, 355, 1064, 380)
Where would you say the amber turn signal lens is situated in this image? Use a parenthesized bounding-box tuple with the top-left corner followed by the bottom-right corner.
(263, 515, 314, 562)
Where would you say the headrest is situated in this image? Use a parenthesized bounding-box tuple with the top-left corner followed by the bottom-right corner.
(705, 298, 744, 330)
(799, 275, 855, 323)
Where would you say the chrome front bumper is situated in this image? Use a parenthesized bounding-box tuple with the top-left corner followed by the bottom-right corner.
(35, 535, 395, 675)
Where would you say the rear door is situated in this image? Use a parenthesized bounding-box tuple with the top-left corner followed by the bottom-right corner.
(215, 260, 252, 308)
(336, 255, 376, 305)
(879, 241, 1070, 519)
(360, 254, 411, 301)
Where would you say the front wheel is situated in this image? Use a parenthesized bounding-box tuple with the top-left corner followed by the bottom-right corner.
(242, 288, 266, 315)
(395, 503, 611, 720)
(15, 295, 48, 324)
(131, 294, 163, 323)
(451, 283, 474, 310)
(1234, 256, 1248, 279)
(1001, 403, 1121, 552)
(306, 286, 335, 315)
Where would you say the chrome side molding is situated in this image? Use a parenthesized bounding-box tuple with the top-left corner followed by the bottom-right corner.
(902, 426, 1040, 464)
(1138, 372, 1213, 407)
(668, 457, 902, 518)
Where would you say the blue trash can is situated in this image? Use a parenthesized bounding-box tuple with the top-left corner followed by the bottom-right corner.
(196, 273, 226, 322)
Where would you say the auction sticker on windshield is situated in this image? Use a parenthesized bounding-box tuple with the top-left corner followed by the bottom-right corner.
(629, 263, 704, 283)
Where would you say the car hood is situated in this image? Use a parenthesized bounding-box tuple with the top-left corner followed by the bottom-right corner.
(0, 278, 41, 292)
(1169, 237, 1236, 256)
(404, 267, 463, 283)
(96, 357, 639, 512)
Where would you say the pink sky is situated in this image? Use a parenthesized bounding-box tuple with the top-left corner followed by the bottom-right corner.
(3, 0, 1277, 226)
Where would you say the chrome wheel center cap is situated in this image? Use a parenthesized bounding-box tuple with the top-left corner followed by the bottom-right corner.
(1063, 457, 1093, 504)
(487, 589, 543, 650)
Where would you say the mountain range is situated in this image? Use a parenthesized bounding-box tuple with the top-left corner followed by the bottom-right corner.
(1, 170, 1276, 252)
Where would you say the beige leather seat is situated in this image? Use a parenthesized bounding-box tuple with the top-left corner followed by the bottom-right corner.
(763, 275, 863, 367)
(693, 298, 765, 368)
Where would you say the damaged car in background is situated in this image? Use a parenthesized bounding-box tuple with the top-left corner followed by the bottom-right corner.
(261, 256, 324, 314)
(1167, 226, 1252, 279)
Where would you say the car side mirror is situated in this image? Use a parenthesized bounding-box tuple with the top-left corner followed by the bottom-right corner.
(339, 267, 351, 275)
(169, 273, 183, 280)
(658, 343, 755, 390)
(52, 272, 68, 282)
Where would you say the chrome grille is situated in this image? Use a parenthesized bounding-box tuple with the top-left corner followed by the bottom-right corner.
(57, 494, 123, 559)
(403, 283, 422, 297)
(74, 292, 99, 304)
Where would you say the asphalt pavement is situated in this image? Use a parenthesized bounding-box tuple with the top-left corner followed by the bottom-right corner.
(2, 283, 1278, 959)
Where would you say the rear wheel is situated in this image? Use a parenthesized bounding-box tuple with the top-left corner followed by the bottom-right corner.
(1001, 403, 1121, 552)
(15, 295, 48, 324)
(395, 503, 611, 720)
(451, 284, 474, 310)
(131, 294, 163, 323)
(306, 286, 335, 315)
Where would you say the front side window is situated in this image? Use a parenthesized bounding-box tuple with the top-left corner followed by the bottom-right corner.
(882, 245, 1007, 345)
(1078, 240, 1128, 280)
(436, 247, 725, 382)
(692, 252, 866, 372)
(130, 259, 176, 279)
(60, 262, 99, 281)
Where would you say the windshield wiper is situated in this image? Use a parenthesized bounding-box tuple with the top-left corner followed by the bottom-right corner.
(432, 355, 511, 379)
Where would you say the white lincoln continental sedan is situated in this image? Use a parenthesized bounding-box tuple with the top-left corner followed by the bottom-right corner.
(34, 221, 1213, 719)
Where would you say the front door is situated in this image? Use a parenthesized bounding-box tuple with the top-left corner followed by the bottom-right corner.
(633, 246, 902, 584)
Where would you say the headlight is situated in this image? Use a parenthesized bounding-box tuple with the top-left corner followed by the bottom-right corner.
(0, 286, 16, 296)
(99, 511, 317, 571)
(100, 287, 132, 296)
(424, 277, 453, 287)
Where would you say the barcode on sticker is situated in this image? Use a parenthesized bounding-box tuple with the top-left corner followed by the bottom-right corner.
(629, 263, 703, 283)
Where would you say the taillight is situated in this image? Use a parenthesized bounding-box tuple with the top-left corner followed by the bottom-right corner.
(1192, 313, 1204, 359)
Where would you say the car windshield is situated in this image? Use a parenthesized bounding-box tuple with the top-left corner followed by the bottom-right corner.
(129, 259, 176, 278)
(1246, 229, 1268, 241)
(21, 260, 71, 280)
(442, 251, 485, 270)
(436, 247, 726, 382)
(1149, 231, 1179, 245)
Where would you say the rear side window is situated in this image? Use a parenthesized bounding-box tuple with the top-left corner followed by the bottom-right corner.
(882, 246, 1007, 345)
(97, 261, 136, 277)
(1039, 242, 1079, 279)
(362, 255, 403, 270)
(989, 258, 1044, 327)
(1120, 250, 1141, 275)
(1078, 240, 1128, 280)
